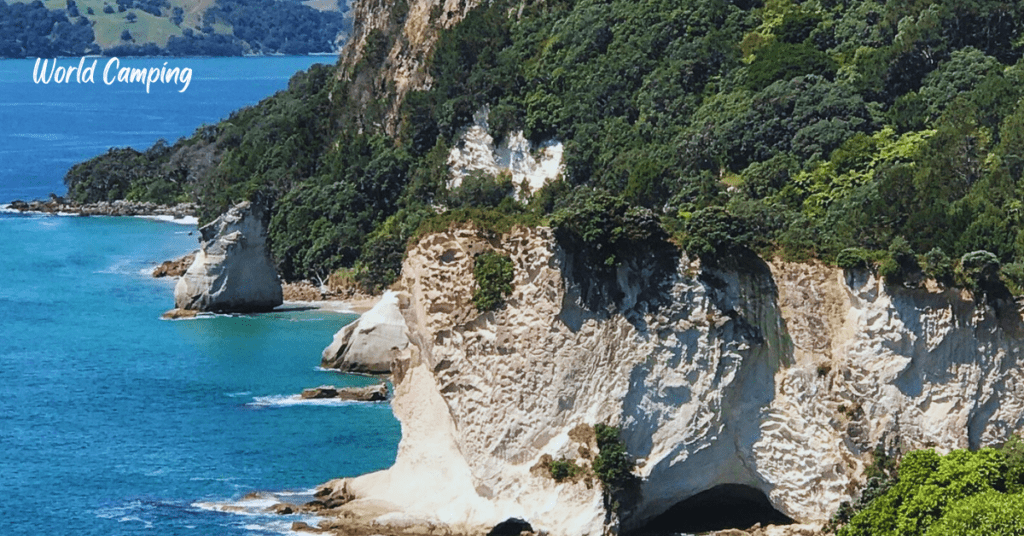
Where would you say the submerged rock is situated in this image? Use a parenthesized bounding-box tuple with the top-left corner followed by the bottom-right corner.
(173, 201, 282, 313)
(161, 308, 199, 320)
(321, 291, 409, 373)
(300, 383, 389, 401)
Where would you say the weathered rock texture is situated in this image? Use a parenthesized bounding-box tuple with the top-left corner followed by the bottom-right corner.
(173, 201, 283, 313)
(322, 290, 410, 373)
(319, 227, 1024, 536)
(338, 0, 482, 134)
(448, 107, 564, 196)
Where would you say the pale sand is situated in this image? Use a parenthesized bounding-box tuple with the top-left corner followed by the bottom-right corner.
(280, 296, 378, 315)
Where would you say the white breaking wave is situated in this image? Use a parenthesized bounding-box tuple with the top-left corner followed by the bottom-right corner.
(194, 493, 325, 535)
(95, 500, 156, 529)
(246, 394, 363, 408)
(134, 214, 199, 226)
(95, 258, 138, 275)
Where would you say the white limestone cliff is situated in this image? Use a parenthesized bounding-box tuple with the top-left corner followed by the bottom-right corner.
(448, 107, 564, 197)
(173, 201, 283, 313)
(322, 290, 411, 373)
(320, 227, 1024, 535)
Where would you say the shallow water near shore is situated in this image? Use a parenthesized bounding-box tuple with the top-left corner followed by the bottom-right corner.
(0, 212, 401, 535)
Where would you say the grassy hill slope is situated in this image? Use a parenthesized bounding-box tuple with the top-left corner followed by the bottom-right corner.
(1, 0, 349, 56)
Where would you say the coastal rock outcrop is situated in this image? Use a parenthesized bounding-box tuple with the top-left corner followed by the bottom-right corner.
(152, 252, 197, 278)
(172, 201, 283, 313)
(321, 291, 409, 373)
(301, 384, 389, 401)
(318, 226, 1024, 536)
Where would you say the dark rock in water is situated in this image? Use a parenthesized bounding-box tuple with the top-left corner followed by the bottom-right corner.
(301, 385, 341, 399)
(8, 200, 28, 210)
(303, 493, 351, 511)
(265, 502, 298, 515)
(173, 201, 283, 313)
(152, 252, 197, 278)
(300, 384, 389, 401)
(290, 521, 326, 533)
(488, 517, 534, 536)
(304, 480, 354, 512)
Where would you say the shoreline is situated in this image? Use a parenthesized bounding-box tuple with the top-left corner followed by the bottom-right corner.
(278, 298, 376, 315)
(4, 198, 198, 224)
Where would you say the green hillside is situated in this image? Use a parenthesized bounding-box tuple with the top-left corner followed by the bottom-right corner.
(63, 0, 1024, 302)
(0, 0, 349, 56)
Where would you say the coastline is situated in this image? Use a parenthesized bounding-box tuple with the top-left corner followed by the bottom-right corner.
(153, 259, 378, 316)
(4, 198, 198, 224)
(279, 298, 376, 315)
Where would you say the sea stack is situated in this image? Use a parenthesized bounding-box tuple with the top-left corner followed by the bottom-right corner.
(172, 201, 283, 313)
(322, 290, 409, 373)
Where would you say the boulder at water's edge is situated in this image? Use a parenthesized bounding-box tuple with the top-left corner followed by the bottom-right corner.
(322, 290, 409, 373)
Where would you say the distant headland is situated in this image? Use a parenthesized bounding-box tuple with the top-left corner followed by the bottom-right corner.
(0, 0, 350, 59)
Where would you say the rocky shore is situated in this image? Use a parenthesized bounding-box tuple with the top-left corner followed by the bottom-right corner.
(7, 197, 197, 220)
(152, 252, 197, 278)
(280, 280, 377, 305)
(300, 384, 388, 401)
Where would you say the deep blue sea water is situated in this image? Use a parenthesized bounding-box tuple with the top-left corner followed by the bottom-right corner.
(0, 57, 401, 535)
(0, 55, 339, 202)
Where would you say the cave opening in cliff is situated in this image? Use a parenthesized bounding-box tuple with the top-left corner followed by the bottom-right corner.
(635, 484, 793, 534)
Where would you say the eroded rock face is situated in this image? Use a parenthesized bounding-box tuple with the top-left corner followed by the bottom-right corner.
(338, 0, 483, 134)
(326, 227, 1024, 536)
(173, 201, 282, 313)
(322, 291, 410, 373)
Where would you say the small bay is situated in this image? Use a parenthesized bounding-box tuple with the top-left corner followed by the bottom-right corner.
(0, 56, 401, 535)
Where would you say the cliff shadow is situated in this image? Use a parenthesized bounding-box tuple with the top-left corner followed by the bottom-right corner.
(883, 285, 1024, 450)
(553, 228, 681, 333)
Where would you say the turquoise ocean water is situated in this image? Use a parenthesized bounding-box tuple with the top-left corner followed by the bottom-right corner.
(0, 57, 401, 535)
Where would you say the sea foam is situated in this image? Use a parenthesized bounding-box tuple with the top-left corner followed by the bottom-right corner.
(247, 394, 363, 408)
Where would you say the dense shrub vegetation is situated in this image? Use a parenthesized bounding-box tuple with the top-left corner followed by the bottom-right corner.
(592, 424, 634, 494)
(472, 251, 514, 311)
(548, 459, 582, 482)
(61, 0, 1024, 301)
(0, 0, 97, 57)
(206, 0, 348, 55)
(828, 437, 1024, 536)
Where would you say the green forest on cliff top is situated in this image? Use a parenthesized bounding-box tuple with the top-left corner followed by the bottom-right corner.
(64, 0, 1024, 299)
